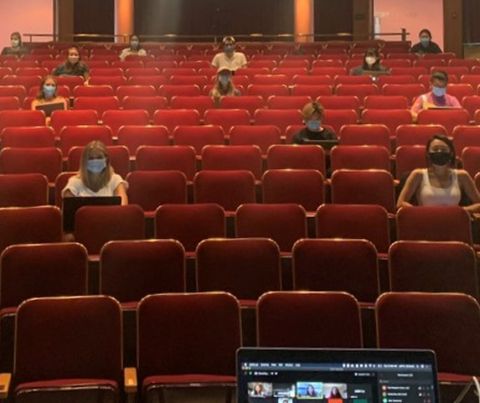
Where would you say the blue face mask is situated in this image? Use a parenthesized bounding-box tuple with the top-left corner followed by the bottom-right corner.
(432, 86, 446, 97)
(420, 37, 430, 46)
(43, 85, 56, 97)
(307, 120, 322, 132)
(87, 158, 107, 174)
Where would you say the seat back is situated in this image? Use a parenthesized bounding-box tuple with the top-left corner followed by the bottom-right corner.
(330, 146, 390, 172)
(0, 173, 48, 207)
(136, 146, 196, 181)
(267, 145, 326, 176)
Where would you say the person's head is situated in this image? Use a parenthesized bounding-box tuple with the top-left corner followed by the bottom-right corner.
(67, 46, 81, 66)
(419, 29, 433, 47)
(307, 385, 316, 396)
(302, 101, 325, 132)
(217, 67, 233, 87)
(129, 35, 140, 50)
(363, 48, 380, 69)
(254, 384, 263, 394)
(223, 36, 236, 56)
(283, 400, 289, 403)
(79, 141, 113, 192)
(36, 75, 58, 100)
(430, 71, 449, 97)
(426, 134, 456, 168)
(10, 32, 21, 48)
(330, 387, 340, 397)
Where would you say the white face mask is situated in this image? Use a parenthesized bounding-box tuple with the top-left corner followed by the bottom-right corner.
(11, 39, 20, 48)
(365, 56, 376, 66)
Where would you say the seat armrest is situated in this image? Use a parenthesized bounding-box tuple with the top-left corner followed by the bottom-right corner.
(124, 367, 138, 394)
(0, 373, 11, 399)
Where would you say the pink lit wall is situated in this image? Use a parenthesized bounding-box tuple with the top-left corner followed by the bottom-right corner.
(0, 0, 54, 51)
(374, 0, 444, 49)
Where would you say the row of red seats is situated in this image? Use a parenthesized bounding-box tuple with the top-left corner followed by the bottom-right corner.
(1, 290, 476, 401)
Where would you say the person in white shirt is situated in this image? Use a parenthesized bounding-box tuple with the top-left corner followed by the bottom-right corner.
(62, 140, 128, 205)
(211, 36, 247, 72)
(119, 35, 147, 61)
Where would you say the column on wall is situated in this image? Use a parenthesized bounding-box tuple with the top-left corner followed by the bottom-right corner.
(115, 0, 134, 43)
(294, 0, 314, 43)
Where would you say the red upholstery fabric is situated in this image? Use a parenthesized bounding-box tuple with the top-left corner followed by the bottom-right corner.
(235, 204, 307, 252)
(322, 109, 358, 134)
(336, 84, 379, 103)
(158, 84, 201, 100)
(0, 110, 45, 133)
(267, 95, 311, 110)
(204, 109, 251, 133)
(254, 109, 303, 135)
(74, 96, 120, 117)
(172, 125, 225, 155)
(363, 95, 409, 110)
(54, 172, 76, 207)
(60, 125, 113, 156)
(50, 109, 99, 136)
(376, 292, 480, 375)
(362, 109, 413, 134)
(257, 291, 363, 348)
(0, 86, 27, 103)
(102, 109, 149, 137)
(330, 146, 390, 172)
(89, 76, 127, 90)
(317, 95, 361, 113)
(395, 146, 427, 179)
(116, 85, 156, 101)
(462, 147, 480, 178)
(291, 84, 333, 98)
(155, 203, 225, 252)
(196, 238, 281, 300)
(293, 239, 379, 303)
(100, 240, 185, 303)
(417, 109, 470, 136)
(0, 174, 48, 207)
(117, 125, 169, 156)
(152, 109, 200, 132)
(396, 124, 447, 147)
(219, 96, 265, 116)
(170, 96, 214, 118)
(1, 126, 55, 149)
(339, 124, 391, 152)
(452, 126, 480, 156)
(247, 84, 289, 100)
(73, 85, 114, 97)
(0, 96, 20, 111)
(267, 145, 326, 176)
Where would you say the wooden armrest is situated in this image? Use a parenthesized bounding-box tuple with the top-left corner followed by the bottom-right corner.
(124, 367, 138, 394)
(0, 373, 11, 399)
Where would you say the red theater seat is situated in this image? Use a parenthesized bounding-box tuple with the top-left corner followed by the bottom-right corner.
(0, 174, 48, 207)
(74, 96, 120, 117)
(73, 85, 114, 97)
(121, 96, 168, 119)
(170, 96, 214, 118)
(317, 95, 361, 113)
(417, 109, 469, 136)
(1, 126, 55, 148)
(247, 84, 289, 100)
(116, 85, 156, 101)
(204, 109, 251, 132)
(291, 84, 333, 98)
(229, 125, 282, 156)
(50, 109, 99, 136)
(152, 109, 200, 132)
(363, 95, 409, 110)
(322, 109, 358, 134)
(136, 146, 196, 181)
(362, 109, 413, 134)
(60, 125, 113, 156)
(102, 109, 149, 137)
(0, 110, 45, 133)
(0, 97, 20, 111)
(219, 96, 265, 116)
(339, 124, 391, 153)
(254, 109, 303, 135)
(395, 146, 427, 179)
(462, 147, 480, 178)
(117, 125, 169, 156)
(330, 146, 390, 172)
(172, 125, 225, 155)
(267, 145, 326, 176)
(395, 124, 447, 147)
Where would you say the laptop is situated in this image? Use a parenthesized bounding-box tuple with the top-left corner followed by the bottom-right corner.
(237, 348, 439, 403)
(35, 102, 66, 117)
(62, 196, 121, 232)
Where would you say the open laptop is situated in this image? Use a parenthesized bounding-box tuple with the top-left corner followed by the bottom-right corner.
(35, 102, 66, 117)
(237, 348, 438, 403)
(63, 196, 121, 232)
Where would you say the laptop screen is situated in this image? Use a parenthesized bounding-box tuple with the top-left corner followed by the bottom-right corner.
(237, 349, 438, 403)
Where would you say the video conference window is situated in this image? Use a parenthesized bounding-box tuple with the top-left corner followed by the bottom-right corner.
(249, 383, 273, 398)
(297, 383, 347, 400)
(297, 382, 323, 399)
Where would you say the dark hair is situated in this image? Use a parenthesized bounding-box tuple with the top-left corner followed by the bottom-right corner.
(425, 134, 456, 166)
(419, 29, 433, 38)
(36, 75, 57, 100)
(64, 46, 84, 72)
(431, 70, 448, 84)
(362, 47, 381, 70)
(10, 32, 22, 47)
(129, 35, 142, 50)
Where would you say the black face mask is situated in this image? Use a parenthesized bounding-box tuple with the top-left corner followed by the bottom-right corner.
(429, 151, 451, 166)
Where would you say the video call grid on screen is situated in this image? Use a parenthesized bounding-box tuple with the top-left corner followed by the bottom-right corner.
(237, 349, 438, 403)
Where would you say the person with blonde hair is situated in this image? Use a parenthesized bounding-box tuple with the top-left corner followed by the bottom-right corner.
(292, 102, 336, 144)
(62, 141, 128, 205)
(210, 67, 241, 106)
(211, 36, 247, 71)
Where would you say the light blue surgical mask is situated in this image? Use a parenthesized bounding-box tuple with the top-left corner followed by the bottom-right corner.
(307, 120, 322, 132)
(420, 37, 430, 46)
(130, 41, 139, 49)
(43, 85, 56, 97)
(432, 86, 446, 97)
(87, 158, 107, 174)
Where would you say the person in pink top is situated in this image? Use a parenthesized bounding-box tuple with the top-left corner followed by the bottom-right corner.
(411, 71, 461, 121)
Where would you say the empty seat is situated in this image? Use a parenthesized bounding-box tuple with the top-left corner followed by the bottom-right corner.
(127, 75, 167, 89)
(0, 75, 42, 92)
(390, 67, 428, 79)
(336, 84, 379, 103)
(339, 124, 391, 153)
(158, 84, 201, 100)
(262, 169, 325, 212)
(267, 145, 326, 176)
(0, 96, 20, 111)
(204, 109, 251, 133)
(0, 86, 27, 103)
(88, 76, 127, 90)
(452, 125, 480, 156)
(446, 84, 475, 101)
(121, 96, 168, 119)
(0, 206, 62, 254)
(257, 291, 363, 347)
(50, 109, 99, 136)
(293, 239, 379, 303)
(362, 109, 413, 134)
(196, 238, 281, 302)
(462, 147, 480, 178)
(323, 109, 358, 134)
(331, 170, 396, 214)
(363, 95, 409, 110)
(219, 96, 264, 116)
(251, 74, 290, 86)
(330, 145, 390, 172)
(137, 293, 240, 397)
(229, 125, 282, 155)
(89, 67, 124, 77)
(1, 126, 55, 148)
(291, 84, 333, 98)
(60, 125, 113, 156)
(136, 146, 196, 181)
(194, 170, 256, 212)
(382, 84, 426, 105)
(317, 95, 361, 113)
(100, 240, 185, 304)
(0, 110, 45, 133)
(417, 109, 469, 136)
(73, 85, 114, 97)
(102, 109, 149, 137)
(462, 96, 480, 121)
(115, 85, 156, 101)
(74, 96, 120, 117)
(172, 125, 224, 155)
(247, 84, 289, 100)
(396, 124, 448, 147)
(155, 204, 225, 253)
(334, 75, 373, 86)
(395, 146, 427, 179)
(170, 96, 214, 118)
(389, 241, 478, 298)
(254, 109, 304, 135)
(376, 292, 480, 376)
(74, 205, 145, 255)
(0, 174, 48, 207)
(236, 204, 307, 253)
(266, 95, 311, 110)
(377, 75, 416, 88)
(397, 206, 472, 244)
(0, 147, 62, 183)
(152, 109, 200, 132)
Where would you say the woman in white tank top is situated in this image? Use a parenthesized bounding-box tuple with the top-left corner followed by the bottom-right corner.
(397, 135, 480, 213)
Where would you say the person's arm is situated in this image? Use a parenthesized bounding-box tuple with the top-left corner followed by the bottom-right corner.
(30, 99, 38, 111)
(458, 170, 480, 214)
(63, 189, 75, 198)
(139, 49, 147, 56)
(410, 95, 424, 122)
(449, 95, 462, 108)
(211, 54, 219, 68)
(119, 48, 128, 62)
(240, 53, 248, 69)
(397, 169, 423, 209)
(114, 183, 128, 205)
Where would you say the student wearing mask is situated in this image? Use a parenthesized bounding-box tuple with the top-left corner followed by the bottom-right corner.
(397, 134, 480, 213)
(410, 71, 461, 120)
(211, 36, 247, 72)
(53, 46, 90, 80)
(210, 67, 241, 106)
(292, 102, 336, 144)
(119, 35, 147, 61)
(31, 76, 68, 121)
(410, 29, 442, 55)
(1, 32, 29, 56)
(62, 141, 128, 205)
(351, 48, 389, 76)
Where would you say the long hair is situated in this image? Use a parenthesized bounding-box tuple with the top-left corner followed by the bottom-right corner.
(35, 75, 57, 101)
(64, 46, 84, 72)
(425, 134, 456, 167)
(129, 35, 143, 51)
(362, 48, 382, 71)
(11, 32, 22, 47)
(211, 70, 237, 98)
(79, 141, 113, 192)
